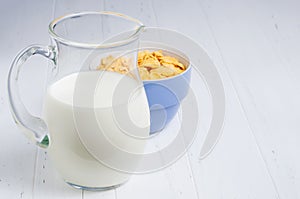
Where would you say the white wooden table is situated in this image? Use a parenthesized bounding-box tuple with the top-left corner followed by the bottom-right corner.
(1, 0, 299, 198)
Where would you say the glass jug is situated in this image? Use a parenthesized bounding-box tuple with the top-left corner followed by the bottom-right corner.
(8, 11, 150, 190)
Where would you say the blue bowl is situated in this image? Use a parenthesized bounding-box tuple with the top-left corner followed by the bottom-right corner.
(143, 49, 191, 133)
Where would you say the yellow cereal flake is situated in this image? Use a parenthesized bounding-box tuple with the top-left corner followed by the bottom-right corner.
(139, 67, 151, 80)
(152, 50, 163, 58)
(150, 71, 165, 79)
(139, 57, 160, 67)
(160, 56, 178, 64)
(151, 66, 175, 77)
(100, 55, 114, 66)
(161, 62, 184, 75)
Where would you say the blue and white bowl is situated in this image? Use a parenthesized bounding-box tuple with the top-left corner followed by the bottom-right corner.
(141, 47, 191, 133)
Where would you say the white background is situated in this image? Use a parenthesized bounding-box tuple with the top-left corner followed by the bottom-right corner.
(0, 0, 300, 198)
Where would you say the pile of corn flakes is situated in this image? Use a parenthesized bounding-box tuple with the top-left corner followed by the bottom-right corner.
(97, 50, 187, 80)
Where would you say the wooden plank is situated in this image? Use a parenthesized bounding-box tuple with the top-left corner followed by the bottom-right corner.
(115, 155, 198, 199)
(0, 1, 54, 198)
(199, 0, 300, 198)
(33, 149, 82, 199)
(0, 122, 36, 199)
(102, 0, 157, 26)
(50, 0, 103, 16)
(252, 3, 300, 197)
(82, 190, 115, 199)
(151, 0, 281, 198)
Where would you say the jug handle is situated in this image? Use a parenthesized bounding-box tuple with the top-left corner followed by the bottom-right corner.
(7, 45, 56, 148)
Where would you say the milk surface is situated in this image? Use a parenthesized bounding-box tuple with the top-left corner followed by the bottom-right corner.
(43, 71, 150, 188)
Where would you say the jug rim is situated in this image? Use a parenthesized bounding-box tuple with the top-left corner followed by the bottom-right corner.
(48, 11, 144, 49)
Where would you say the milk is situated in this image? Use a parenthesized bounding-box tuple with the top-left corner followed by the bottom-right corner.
(43, 71, 150, 188)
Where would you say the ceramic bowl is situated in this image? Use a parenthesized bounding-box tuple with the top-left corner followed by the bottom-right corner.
(142, 48, 191, 133)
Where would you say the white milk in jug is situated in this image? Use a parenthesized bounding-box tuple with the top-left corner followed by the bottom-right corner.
(43, 71, 150, 188)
